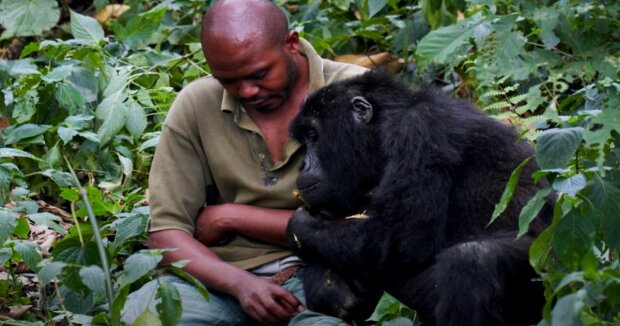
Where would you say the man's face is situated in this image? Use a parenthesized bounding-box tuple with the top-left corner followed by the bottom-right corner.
(204, 37, 299, 113)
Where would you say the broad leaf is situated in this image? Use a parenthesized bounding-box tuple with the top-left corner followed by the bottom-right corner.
(112, 213, 148, 252)
(550, 291, 584, 326)
(156, 280, 182, 326)
(28, 212, 66, 234)
(79, 265, 107, 294)
(553, 210, 595, 269)
(13, 240, 43, 272)
(58, 127, 79, 145)
(368, 0, 388, 18)
(0, 0, 60, 39)
(70, 10, 105, 45)
(118, 251, 161, 287)
(535, 127, 584, 170)
(125, 102, 148, 140)
(38, 261, 66, 285)
(0, 148, 41, 160)
(416, 18, 479, 69)
(0, 209, 19, 245)
(96, 92, 128, 146)
(133, 309, 163, 326)
(552, 174, 586, 197)
(4, 123, 49, 145)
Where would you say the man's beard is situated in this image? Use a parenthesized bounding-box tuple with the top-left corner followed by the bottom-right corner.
(253, 54, 299, 113)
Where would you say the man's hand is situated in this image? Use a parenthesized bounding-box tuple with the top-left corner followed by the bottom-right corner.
(234, 274, 304, 325)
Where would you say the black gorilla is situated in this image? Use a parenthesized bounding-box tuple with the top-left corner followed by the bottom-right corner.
(287, 70, 553, 325)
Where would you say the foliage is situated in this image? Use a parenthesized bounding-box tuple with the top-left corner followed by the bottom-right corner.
(0, 0, 618, 325)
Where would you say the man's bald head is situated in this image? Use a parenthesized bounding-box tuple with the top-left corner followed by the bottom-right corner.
(201, 0, 289, 50)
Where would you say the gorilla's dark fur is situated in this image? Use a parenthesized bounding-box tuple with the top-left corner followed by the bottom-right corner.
(287, 70, 552, 325)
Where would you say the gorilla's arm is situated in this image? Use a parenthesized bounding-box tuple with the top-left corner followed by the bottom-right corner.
(288, 163, 453, 275)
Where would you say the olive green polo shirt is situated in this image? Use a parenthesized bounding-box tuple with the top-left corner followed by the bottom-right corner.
(148, 39, 366, 270)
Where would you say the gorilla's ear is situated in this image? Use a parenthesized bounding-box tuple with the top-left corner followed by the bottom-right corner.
(351, 96, 373, 124)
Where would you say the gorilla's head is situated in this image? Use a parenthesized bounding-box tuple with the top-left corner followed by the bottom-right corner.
(290, 70, 411, 216)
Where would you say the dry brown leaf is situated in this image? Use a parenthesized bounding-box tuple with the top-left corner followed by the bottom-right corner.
(335, 52, 403, 73)
(8, 305, 32, 319)
(95, 4, 130, 25)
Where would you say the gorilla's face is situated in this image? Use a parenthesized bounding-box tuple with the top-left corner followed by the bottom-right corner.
(290, 82, 385, 216)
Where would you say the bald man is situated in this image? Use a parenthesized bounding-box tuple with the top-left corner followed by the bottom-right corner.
(122, 0, 365, 324)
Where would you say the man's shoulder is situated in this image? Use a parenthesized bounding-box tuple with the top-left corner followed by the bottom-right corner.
(177, 76, 224, 100)
(322, 59, 368, 84)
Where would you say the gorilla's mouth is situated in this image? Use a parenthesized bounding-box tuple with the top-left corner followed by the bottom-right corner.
(298, 182, 320, 193)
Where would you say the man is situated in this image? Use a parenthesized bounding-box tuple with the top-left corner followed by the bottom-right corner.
(122, 0, 366, 324)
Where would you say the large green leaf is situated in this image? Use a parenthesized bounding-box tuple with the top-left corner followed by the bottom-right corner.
(38, 261, 66, 285)
(583, 176, 620, 252)
(4, 124, 49, 145)
(0, 0, 60, 39)
(535, 127, 584, 170)
(126, 102, 148, 140)
(368, 0, 388, 18)
(70, 10, 105, 45)
(118, 251, 161, 287)
(552, 174, 586, 197)
(79, 265, 107, 294)
(416, 18, 478, 70)
(156, 280, 182, 326)
(28, 212, 66, 234)
(553, 210, 595, 270)
(0, 148, 41, 161)
(96, 92, 129, 146)
(13, 240, 42, 272)
(0, 209, 19, 245)
(550, 290, 585, 326)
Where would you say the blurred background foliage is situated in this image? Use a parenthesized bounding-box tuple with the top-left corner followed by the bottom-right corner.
(0, 0, 618, 325)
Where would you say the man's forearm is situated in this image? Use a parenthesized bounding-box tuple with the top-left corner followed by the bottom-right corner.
(148, 229, 251, 296)
(198, 204, 295, 247)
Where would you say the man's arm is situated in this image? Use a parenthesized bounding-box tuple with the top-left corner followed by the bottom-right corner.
(148, 229, 302, 325)
(194, 204, 294, 247)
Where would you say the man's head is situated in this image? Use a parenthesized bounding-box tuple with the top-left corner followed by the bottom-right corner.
(201, 0, 303, 113)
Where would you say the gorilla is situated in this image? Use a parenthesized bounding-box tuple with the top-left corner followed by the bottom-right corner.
(286, 70, 553, 325)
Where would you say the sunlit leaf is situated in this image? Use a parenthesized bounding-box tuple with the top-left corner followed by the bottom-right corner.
(70, 10, 105, 45)
(0, 0, 60, 39)
(126, 102, 148, 140)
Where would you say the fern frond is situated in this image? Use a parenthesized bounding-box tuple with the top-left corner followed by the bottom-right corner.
(480, 90, 505, 99)
(483, 101, 511, 111)
(509, 94, 528, 105)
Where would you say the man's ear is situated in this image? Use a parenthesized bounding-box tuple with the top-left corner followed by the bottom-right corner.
(351, 96, 373, 124)
(285, 31, 300, 54)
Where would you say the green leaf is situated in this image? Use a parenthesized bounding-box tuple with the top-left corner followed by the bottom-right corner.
(535, 127, 584, 170)
(58, 127, 79, 145)
(551, 290, 585, 326)
(583, 176, 620, 252)
(533, 7, 560, 49)
(70, 10, 105, 45)
(12, 89, 39, 124)
(0, 148, 41, 161)
(38, 261, 66, 285)
(118, 251, 162, 287)
(96, 102, 128, 147)
(112, 213, 148, 251)
(0, 209, 19, 245)
(4, 123, 49, 145)
(368, 0, 388, 18)
(517, 187, 552, 238)
(28, 212, 66, 234)
(118, 154, 133, 177)
(529, 226, 553, 273)
(125, 103, 148, 140)
(327, 0, 349, 11)
(0, 0, 60, 39)
(13, 217, 30, 238)
(68, 67, 98, 103)
(553, 210, 595, 270)
(490, 157, 532, 225)
(169, 268, 210, 302)
(139, 136, 160, 151)
(133, 309, 163, 326)
(56, 84, 86, 113)
(552, 174, 586, 197)
(416, 19, 476, 70)
(13, 240, 43, 272)
(583, 98, 620, 169)
(79, 265, 106, 294)
(111, 284, 131, 326)
(155, 280, 182, 326)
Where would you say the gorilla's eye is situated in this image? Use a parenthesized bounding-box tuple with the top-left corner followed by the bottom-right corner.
(306, 128, 318, 142)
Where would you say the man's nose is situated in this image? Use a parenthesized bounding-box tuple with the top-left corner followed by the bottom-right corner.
(238, 80, 260, 99)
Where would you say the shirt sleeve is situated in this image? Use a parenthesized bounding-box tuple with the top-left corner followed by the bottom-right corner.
(148, 87, 213, 234)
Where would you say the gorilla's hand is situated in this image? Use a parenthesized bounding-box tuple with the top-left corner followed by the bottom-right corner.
(286, 207, 328, 259)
